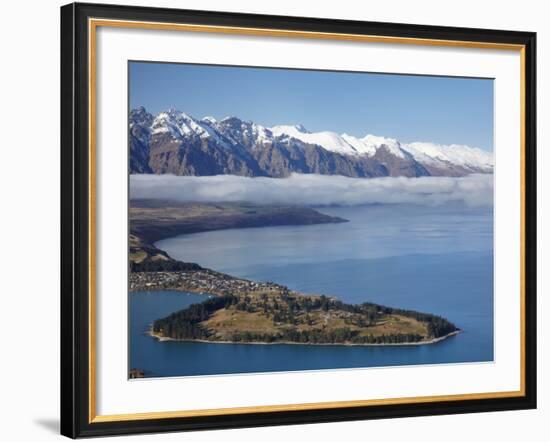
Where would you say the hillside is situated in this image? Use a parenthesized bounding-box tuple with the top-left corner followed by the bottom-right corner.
(130, 200, 347, 272)
(131, 200, 347, 244)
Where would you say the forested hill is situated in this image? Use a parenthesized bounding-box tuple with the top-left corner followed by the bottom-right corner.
(152, 289, 459, 346)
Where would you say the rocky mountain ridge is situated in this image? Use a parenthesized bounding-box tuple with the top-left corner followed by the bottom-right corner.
(130, 107, 493, 178)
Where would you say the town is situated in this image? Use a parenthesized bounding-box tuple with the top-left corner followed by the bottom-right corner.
(129, 268, 288, 297)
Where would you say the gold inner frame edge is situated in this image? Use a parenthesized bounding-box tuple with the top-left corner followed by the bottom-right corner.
(87, 17, 527, 424)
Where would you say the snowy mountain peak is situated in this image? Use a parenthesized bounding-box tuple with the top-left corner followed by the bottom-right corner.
(202, 116, 217, 124)
(132, 107, 493, 177)
(270, 124, 310, 135)
(151, 109, 233, 148)
(403, 141, 493, 172)
(129, 106, 153, 128)
(152, 109, 200, 137)
(361, 134, 405, 158)
(271, 125, 358, 155)
(271, 126, 411, 159)
(220, 116, 242, 124)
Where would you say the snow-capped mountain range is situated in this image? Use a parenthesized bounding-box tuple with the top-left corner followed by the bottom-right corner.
(130, 107, 493, 178)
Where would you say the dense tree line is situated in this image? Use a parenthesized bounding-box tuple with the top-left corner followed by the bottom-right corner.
(152, 293, 458, 343)
(130, 259, 202, 273)
(152, 295, 237, 340)
(228, 329, 424, 344)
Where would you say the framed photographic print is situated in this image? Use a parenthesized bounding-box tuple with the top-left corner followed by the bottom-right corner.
(60, 2, 537, 438)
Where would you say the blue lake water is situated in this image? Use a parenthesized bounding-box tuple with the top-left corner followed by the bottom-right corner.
(130, 204, 494, 377)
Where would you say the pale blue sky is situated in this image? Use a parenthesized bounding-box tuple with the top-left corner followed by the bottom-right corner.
(129, 61, 494, 151)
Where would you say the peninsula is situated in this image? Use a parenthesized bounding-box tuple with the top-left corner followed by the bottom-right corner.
(130, 199, 347, 272)
(130, 200, 460, 346)
(149, 279, 459, 346)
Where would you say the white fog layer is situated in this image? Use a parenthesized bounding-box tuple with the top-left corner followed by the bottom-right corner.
(130, 173, 493, 207)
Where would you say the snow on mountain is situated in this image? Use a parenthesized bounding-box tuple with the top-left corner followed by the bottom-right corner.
(271, 125, 409, 159)
(216, 116, 273, 146)
(239, 121, 272, 144)
(151, 109, 197, 137)
(342, 134, 406, 158)
(270, 125, 359, 156)
(362, 135, 407, 158)
(201, 116, 217, 123)
(340, 134, 376, 156)
(132, 107, 493, 176)
(151, 109, 232, 149)
(270, 124, 310, 136)
(271, 124, 491, 170)
(403, 142, 493, 172)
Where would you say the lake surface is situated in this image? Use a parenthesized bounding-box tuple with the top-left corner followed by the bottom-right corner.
(130, 204, 494, 377)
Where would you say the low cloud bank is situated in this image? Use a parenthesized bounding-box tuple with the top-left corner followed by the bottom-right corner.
(130, 173, 493, 207)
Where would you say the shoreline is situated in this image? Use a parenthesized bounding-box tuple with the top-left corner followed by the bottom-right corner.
(148, 328, 462, 348)
(130, 287, 214, 295)
(130, 204, 462, 348)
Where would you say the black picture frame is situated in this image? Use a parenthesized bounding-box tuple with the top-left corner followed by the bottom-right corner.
(61, 2, 537, 438)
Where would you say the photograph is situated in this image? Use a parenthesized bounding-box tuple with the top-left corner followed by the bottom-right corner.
(128, 61, 495, 378)
(0, 0, 543, 439)
(56, 2, 537, 438)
